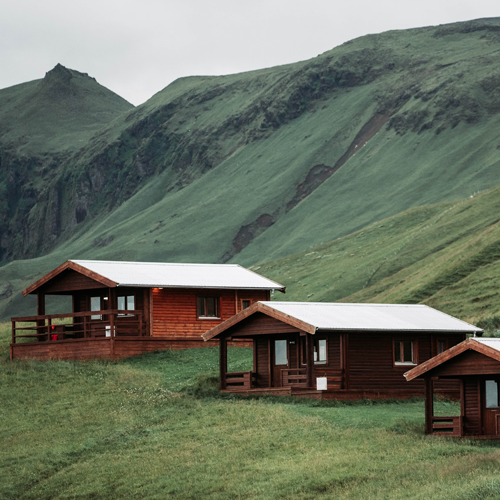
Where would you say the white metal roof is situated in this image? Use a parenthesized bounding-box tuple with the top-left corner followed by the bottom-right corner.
(70, 260, 285, 290)
(473, 338, 500, 351)
(258, 302, 482, 332)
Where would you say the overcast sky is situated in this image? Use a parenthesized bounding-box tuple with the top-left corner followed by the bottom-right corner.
(1, 1, 499, 105)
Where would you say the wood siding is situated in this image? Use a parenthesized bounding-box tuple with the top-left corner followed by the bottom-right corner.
(432, 350, 500, 377)
(151, 288, 268, 338)
(348, 332, 463, 392)
(228, 314, 300, 337)
(39, 269, 107, 294)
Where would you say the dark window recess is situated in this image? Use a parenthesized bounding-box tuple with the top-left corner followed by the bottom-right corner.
(242, 300, 251, 310)
(394, 340, 416, 365)
(437, 339, 447, 355)
(198, 297, 219, 318)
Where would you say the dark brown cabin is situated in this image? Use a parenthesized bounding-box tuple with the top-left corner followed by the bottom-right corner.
(10, 260, 284, 361)
(202, 301, 482, 401)
(405, 337, 500, 439)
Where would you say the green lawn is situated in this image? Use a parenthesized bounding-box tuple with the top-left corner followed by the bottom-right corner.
(2, 322, 500, 499)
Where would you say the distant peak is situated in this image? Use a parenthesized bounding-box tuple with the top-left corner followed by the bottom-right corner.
(44, 63, 73, 84)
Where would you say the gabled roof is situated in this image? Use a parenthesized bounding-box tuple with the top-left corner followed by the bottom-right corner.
(202, 301, 482, 341)
(404, 338, 500, 381)
(23, 260, 285, 296)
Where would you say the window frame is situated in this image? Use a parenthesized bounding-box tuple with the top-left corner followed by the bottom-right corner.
(197, 296, 221, 320)
(241, 299, 252, 311)
(436, 338, 448, 356)
(300, 336, 328, 365)
(393, 339, 418, 366)
(117, 294, 136, 317)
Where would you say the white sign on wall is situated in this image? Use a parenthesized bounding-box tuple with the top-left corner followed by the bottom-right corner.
(316, 377, 327, 391)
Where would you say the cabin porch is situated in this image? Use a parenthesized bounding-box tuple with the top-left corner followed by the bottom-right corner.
(423, 375, 500, 439)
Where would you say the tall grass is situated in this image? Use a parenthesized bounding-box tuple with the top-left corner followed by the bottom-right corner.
(2, 322, 500, 499)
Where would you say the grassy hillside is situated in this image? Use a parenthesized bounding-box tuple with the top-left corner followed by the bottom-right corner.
(2, 18, 500, 265)
(0, 63, 133, 154)
(3, 19, 500, 318)
(2, 324, 500, 500)
(0, 64, 134, 263)
(254, 184, 500, 326)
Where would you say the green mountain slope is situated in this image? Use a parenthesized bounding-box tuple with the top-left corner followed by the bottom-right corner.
(0, 63, 133, 154)
(253, 184, 500, 325)
(3, 18, 500, 319)
(0, 64, 134, 263)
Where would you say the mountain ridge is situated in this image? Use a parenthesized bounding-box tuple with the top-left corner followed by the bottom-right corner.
(2, 18, 500, 320)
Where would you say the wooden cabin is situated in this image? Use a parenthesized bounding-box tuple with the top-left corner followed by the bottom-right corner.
(10, 260, 284, 361)
(404, 337, 500, 439)
(202, 301, 482, 401)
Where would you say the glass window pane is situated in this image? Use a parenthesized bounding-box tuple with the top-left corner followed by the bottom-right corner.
(118, 296, 125, 310)
(403, 341, 413, 363)
(275, 340, 287, 365)
(242, 300, 251, 310)
(318, 339, 327, 362)
(486, 380, 499, 408)
(394, 341, 401, 363)
(198, 297, 206, 317)
(206, 297, 217, 317)
(127, 296, 135, 311)
(91, 297, 101, 320)
(438, 341, 446, 354)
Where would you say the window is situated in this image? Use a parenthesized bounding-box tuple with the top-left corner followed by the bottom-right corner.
(486, 380, 500, 408)
(198, 297, 219, 318)
(275, 340, 288, 365)
(394, 340, 417, 365)
(118, 295, 135, 316)
(437, 339, 448, 355)
(314, 339, 327, 364)
(241, 299, 251, 310)
(300, 337, 328, 364)
(90, 296, 102, 320)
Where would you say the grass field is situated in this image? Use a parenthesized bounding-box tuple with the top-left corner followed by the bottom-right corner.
(2, 323, 500, 499)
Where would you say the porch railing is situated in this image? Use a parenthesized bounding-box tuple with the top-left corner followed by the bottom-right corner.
(281, 369, 345, 389)
(282, 368, 307, 387)
(11, 310, 147, 344)
(432, 416, 463, 436)
(225, 371, 254, 390)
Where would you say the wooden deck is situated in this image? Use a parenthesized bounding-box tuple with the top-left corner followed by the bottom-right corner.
(221, 371, 460, 401)
(10, 336, 252, 361)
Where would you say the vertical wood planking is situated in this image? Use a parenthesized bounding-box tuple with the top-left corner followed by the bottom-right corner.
(425, 377, 434, 434)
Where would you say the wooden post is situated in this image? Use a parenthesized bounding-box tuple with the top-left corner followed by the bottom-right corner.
(220, 335, 228, 390)
(37, 292, 45, 341)
(110, 310, 115, 359)
(306, 333, 314, 388)
(460, 379, 465, 437)
(11, 320, 15, 360)
(425, 377, 434, 435)
(253, 338, 257, 374)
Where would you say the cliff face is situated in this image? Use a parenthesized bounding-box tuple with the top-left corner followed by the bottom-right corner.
(2, 18, 500, 270)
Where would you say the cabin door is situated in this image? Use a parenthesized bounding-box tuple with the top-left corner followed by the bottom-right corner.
(482, 379, 500, 436)
(271, 338, 290, 387)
